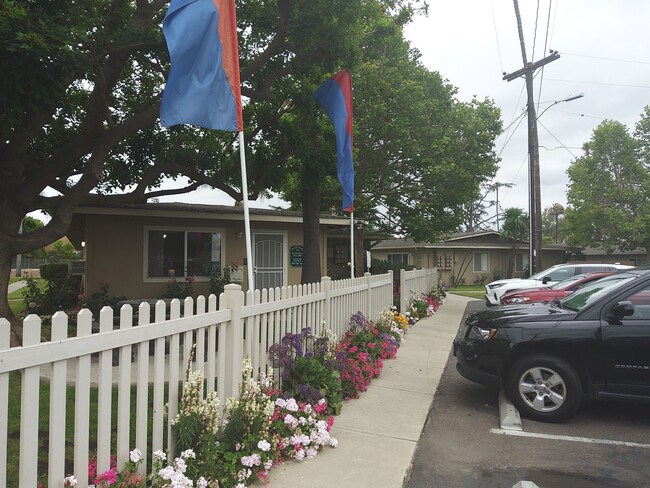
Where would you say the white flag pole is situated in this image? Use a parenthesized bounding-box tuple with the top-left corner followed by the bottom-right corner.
(238, 130, 255, 293)
(350, 210, 354, 279)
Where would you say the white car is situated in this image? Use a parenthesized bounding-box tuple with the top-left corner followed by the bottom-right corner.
(484, 263, 634, 306)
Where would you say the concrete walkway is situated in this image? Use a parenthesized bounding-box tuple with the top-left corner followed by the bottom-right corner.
(8, 280, 27, 294)
(265, 293, 472, 488)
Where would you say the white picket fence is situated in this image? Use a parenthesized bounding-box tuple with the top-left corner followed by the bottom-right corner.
(399, 268, 438, 313)
(0, 271, 404, 488)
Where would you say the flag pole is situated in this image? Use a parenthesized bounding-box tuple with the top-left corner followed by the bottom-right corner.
(238, 130, 255, 293)
(350, 211, 354, 279)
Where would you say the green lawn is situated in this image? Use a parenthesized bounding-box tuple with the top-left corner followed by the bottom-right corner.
(6, 371, 163, 486)
(448, 285, 486, 300)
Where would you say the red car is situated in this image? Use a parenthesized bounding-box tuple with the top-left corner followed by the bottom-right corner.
(500, 272, 613, 305)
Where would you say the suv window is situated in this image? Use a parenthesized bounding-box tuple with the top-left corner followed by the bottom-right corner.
(542, 267, 576, 282)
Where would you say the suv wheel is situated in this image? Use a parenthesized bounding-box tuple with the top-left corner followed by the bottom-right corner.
(507, 354, 583, 422)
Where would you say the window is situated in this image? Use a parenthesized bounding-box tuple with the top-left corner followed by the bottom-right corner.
(473, 252, 489, 272)
(515, 253, 529, 272)
(387, 253, 408, 264)
(437, 254, 453, 270)
(624, 285, 650, 320)
(146, 228, 222, 279)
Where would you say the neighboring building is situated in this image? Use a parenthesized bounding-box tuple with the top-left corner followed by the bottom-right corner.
(580, 247, 646, 267)
(372, 232, 574, 286)
(66, 203, 351, 299)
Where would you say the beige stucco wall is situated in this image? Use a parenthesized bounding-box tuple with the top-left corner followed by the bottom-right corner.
(80, 213, 326, 300)
(371, 246, 566, 286)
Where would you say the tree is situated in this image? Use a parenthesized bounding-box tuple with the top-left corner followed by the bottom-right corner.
(542, 203, 565, 244)
(1, 0, 423, 336)
(283, 17, 502, 243)
(564, 118, 650, 260)
(500, 207, 529, 278)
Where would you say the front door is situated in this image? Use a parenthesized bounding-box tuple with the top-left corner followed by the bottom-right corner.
(254, 232, 285, 291)
(601, 283, 650, 396)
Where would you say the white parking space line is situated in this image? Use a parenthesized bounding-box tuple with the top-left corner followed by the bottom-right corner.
(490, 428, 650, 449)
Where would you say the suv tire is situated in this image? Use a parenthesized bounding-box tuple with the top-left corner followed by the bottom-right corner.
(507, 354, 583, 422)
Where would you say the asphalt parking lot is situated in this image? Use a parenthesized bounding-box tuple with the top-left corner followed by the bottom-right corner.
(406, 299, 650, 488)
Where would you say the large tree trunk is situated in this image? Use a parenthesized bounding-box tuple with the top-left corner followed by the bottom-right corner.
(0, 251, 23, 347)
(301, 188, 322, 285)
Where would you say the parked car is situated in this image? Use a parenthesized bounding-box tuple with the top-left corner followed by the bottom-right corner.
(454, 267, 650, 422)
(500, 272, 612, 305)
(484, 263, 633, 306)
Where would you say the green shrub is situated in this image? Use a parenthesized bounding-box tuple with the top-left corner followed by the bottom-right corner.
(22, 264, 81, 316)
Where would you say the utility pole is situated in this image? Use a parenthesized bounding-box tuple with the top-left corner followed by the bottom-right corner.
(503, 0, 559, 274)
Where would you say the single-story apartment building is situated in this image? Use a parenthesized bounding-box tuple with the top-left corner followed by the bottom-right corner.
(66, 202, 353, 300)
(371, 232, 576, 285)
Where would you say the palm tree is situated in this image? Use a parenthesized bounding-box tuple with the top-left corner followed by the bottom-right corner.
(500, 208, 529, 278)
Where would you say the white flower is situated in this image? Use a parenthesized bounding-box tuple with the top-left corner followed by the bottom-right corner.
(275, 397, 287, 408)
(330, 437, 339, 448)
(250, 453, 262, 466)
(129, 448, 142, 463)
(197, 477, 208, 488)
(264, 459, 273, 471)
(294, 449, 305, 461)
(175, 457, 187, 473)
(285, 398, 299, 412)
(153, 450, 167, 461)
(257, 439, 271, 452)
(158, 466, 175, 480)
(306, 448, 318, 459)
(181, 449, 196, 459)
(64, 475, 77, 486)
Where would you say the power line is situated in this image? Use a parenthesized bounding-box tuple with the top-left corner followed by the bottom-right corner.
(491, 0, 504, 74)
(537, 120, 577, 158)
(545, 78, 650, 89)
(558, 52, 650, 65)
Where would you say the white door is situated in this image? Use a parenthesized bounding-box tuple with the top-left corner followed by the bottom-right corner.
(254, 232, 285, 291)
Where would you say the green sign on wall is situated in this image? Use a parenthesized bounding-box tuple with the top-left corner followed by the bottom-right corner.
(290, 245, 303, 267)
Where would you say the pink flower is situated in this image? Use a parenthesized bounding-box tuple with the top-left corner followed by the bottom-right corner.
(189, 276, 195, 282)
(168, 279, 173, 284)
(77, 294, 84, 300)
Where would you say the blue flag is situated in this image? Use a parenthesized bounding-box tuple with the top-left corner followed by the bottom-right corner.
(314, 71, 354, 212)
(160, 0, 243, 131)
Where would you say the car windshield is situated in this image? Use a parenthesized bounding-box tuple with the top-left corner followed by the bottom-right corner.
(560, 273, 637, 311)
(549, 274, 587, 290)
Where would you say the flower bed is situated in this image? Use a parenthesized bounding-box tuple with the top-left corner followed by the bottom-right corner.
(65, 296, 444, 487)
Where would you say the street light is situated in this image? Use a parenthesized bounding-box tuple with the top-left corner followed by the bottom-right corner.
(537, 93, 584, 120)
(528, 92, 584, 274)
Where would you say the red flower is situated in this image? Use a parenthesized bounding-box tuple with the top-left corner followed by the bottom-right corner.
(189, 276, 195, 282)
(168, 279, 173, 284)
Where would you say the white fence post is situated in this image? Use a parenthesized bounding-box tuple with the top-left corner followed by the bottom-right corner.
(322, 276, 331, 330)
(224, 283, 245, 400)
(19, 314, 41, 488)
(400, 270, 406, 313)
(0, 319, 9, 488)
(365, 272, 372, 318)
(48, 311, 68, 485)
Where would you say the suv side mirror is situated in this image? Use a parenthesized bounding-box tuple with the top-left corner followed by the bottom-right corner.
(542, 276, 551, 284)
(608, 301, 635, 321)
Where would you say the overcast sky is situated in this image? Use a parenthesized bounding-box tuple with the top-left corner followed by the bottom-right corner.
(404, 0, 650, 223)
